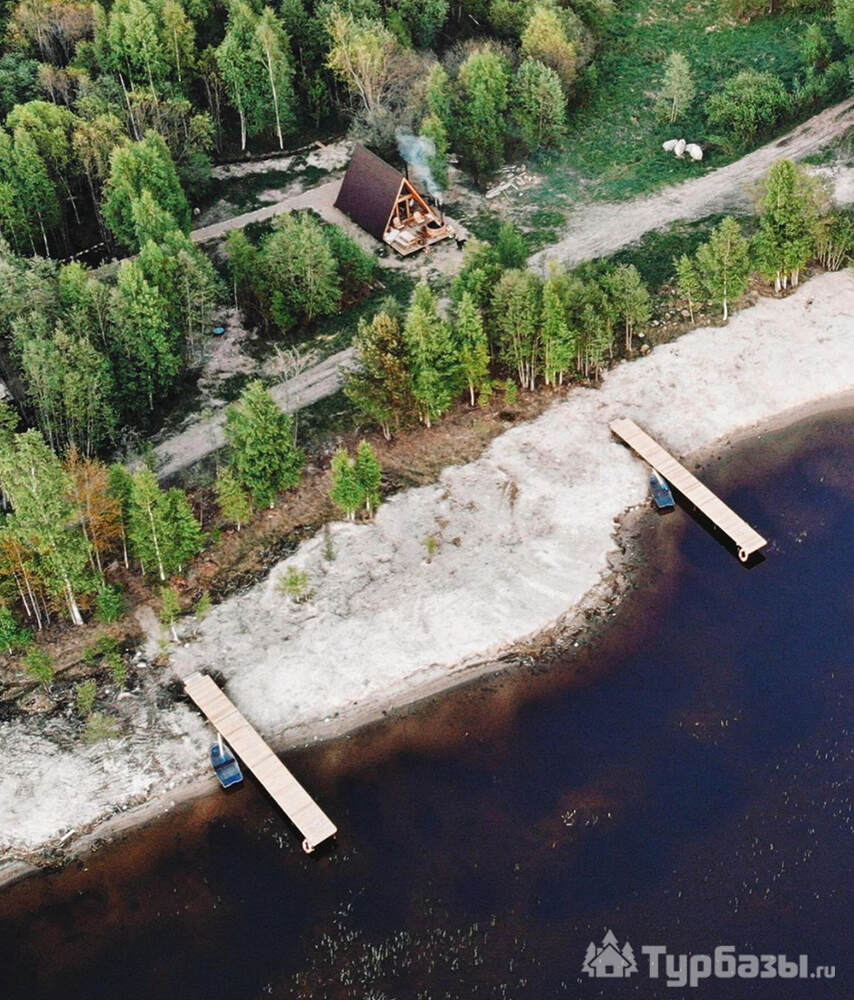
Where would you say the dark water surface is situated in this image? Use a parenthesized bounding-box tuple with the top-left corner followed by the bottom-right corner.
(1, 411, 852, 999)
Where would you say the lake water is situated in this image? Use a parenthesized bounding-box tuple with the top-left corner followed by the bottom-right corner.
(1, 410, 851, 999)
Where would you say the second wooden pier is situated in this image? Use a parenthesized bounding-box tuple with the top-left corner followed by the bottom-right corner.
(184, 672, 337, 853)
(611, 418, 767, 562)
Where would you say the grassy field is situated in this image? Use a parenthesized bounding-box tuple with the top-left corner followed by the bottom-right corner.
(535, 0, 841, 203)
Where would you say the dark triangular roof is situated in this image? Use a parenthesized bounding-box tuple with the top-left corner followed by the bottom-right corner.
(334, 145, 404, 241)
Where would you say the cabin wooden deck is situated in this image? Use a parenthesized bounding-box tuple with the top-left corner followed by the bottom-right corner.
(610, 418, 767, 562)
(184, 672, 337, 852)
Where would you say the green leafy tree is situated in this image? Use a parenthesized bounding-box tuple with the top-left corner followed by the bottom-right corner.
(492, 269, 542, 389)
(496, 223, 529, 269)
(254, 6, 297, 150)
(325, 10, 399, 130)
(261, 212, 340, 331)
(675, 252, 704, 323)
(225, 380, 305, 507)
(110, 260, 180, 412)
(655, 52, 695, 124)
(521, 5, 576, 90)
(329, 446, 362, 520)
(403, 282, 459, 427)
(455, 291, 489, 405)
(604, 264, 652, 351)
(450, 239, 503, 309)
(0, 429, 94, 624)
(695, 216, 751, 320)
(834, 0, 854, 48)
(814, 208, 854, 270)
(107, 463, 133, 568)
(0, 53, 40, 120)
(801, 24, 831, 72)
(753, 159, 821, 291)
(102, 132, 190, 251)
(514, 58, 566, 151)
(215, 466, 253, 530)
(395, 0, 448, 46)
(706, 70, 790, 152)
(0, 604, 32, 653)
(540, 272, 575, 386)
(354, 439, 382, 515)
(345, 309, 414, 438)
(160, 585, 181, 641)
(454, 47, 510, 182)
(17, 321, 116, 455)
(127, 467, 202, 580)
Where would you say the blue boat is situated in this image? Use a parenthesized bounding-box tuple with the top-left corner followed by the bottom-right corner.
(649, 470, 675, 510)
(210, 735, 243, 788)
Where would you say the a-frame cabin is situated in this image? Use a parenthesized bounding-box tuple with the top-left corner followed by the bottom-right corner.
(334, 145, 453, 256)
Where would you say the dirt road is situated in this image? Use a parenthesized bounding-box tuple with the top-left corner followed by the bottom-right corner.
(152, 346, 354, 481)
(531, 97, 854, 271)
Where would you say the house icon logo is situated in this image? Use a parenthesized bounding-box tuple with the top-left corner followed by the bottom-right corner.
(582, 929, 638, 978)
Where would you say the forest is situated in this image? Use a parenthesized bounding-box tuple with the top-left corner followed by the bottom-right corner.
(1, 0, 854, 685)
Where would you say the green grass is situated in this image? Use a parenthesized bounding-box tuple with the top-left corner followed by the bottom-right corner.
(535, 0, 842, 204)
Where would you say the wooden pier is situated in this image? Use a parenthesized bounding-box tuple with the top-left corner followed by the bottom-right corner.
(184, 672, 337, 853)
(610, 418, 767, 562)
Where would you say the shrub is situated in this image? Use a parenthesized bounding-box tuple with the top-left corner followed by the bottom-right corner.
(706, 70, 790, 151)
(75, 678, 97, 716)
(105, 651, 127, 688)
(83, 711, 121, 743)
(195, 592, 212, 620)
(25, 647, 53, 688)
(504, 379, 519, 405)
(0, 605, 32, 654)
(277, 566, 313, 602)
(95, 585, 125, 623)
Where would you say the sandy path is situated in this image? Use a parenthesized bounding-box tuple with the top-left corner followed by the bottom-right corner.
(2, 271, 852, 863)
(191, 179, 346, 244)
(153, 346, 355, 481)
(531, 97, 854, 271)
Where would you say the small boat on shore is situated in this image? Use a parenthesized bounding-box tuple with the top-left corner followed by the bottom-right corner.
(210, 734, 243, 789)
(649, 470, 675, 510)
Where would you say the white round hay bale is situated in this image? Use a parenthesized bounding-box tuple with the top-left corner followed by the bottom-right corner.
(662, 139, 679, 152)
(674, 139, 686, 158)
(686, 143, 704, 161)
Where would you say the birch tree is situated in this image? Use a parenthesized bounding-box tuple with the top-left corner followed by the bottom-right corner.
(254, 7, 296, 150)
(696, 216, 751, 320)
(455, 291, 489, 405)
(0, 429, 93, 625)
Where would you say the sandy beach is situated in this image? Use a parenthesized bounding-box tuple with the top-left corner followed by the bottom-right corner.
(1, 270, 852, 882)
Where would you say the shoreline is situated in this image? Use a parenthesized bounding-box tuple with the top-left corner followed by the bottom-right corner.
(2, 273, 854, 889)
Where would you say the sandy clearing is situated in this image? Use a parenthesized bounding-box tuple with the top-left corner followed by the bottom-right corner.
(2, 266, 851, 868)
(169, 272, 854, 739)
(531, 97, 854, 271)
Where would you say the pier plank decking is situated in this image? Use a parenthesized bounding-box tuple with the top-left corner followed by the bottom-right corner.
(610, 418, 767, 562)
(184, 672, 337, 852)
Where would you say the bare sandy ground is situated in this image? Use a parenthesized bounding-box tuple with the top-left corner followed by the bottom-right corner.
(2, 270, 851, 874)
(531, 97, 854, 271)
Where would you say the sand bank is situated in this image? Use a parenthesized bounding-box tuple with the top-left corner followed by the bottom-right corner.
(1, 271, 852, 876)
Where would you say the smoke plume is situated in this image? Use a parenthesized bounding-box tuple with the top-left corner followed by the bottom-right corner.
(396, 130, 442, 203)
